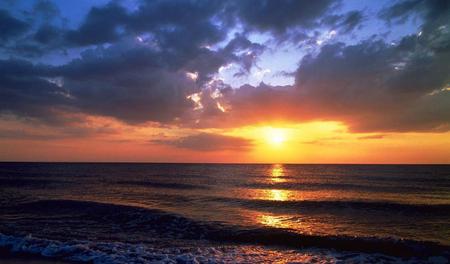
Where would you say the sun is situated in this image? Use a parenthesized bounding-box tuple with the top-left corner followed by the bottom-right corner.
(265, 128, 286, 146)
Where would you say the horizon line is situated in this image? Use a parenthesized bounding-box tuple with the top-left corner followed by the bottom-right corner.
(0, 161, 449, 165)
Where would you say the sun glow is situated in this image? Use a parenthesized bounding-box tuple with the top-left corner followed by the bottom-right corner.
(265, 128, 287, 146)
(189, 121, 450, 164)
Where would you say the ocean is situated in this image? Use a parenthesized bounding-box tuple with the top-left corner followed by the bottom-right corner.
(0, 163, 449, 263)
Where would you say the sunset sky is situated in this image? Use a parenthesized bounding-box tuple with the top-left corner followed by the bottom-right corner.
(0, 0, 449, 163)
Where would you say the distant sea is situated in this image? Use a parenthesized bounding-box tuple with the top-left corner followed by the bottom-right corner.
(0, 163, 449, 263)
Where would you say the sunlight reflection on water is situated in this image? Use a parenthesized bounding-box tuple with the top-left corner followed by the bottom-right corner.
(255, 164, 297, 229)
(251, 164, 331, 234)
(270, 164, 287, 183)
(267, 164, 291, 201)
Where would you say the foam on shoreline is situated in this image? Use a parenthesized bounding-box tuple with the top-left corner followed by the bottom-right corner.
(1, 230, 449, 263)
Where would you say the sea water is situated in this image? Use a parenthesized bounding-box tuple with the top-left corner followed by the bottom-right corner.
(0, 163, 449, 263)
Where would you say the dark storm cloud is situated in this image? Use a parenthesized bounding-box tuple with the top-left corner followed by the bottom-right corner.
(0, 0, 64, 57)
(190, 0, 449, 132)
(379, 0, 449, 25)
(229, 0, 335, 33)
(0, 0, 281, 125)
(127, 0, 224, 32)
(0, 43, 200, 124)
(66, 2, 128, 46)
(339, 11, 364, 32)
(380, 0, 450, 53)
(54, 34, 269, 123)
(0, 0, 447, 135)
(32, 0, 60, 22)
(63, 68, 198, 124)
(379, 0, 449, 46)
(152, 133, 253, 151)
(209, 32, 450, 132)
(323, 10, 364, 33)
(224, 33, 266, 75)
(34, 24, 61, 44)
(0, 0, 340, 59)
(11, 0, 339, 51)
(61, 0, 259, 82)
(0, 36, 246, 124)
(0, 59, 72, 123)
(62, 0, 227, 50)
(0, 9, 29, 40)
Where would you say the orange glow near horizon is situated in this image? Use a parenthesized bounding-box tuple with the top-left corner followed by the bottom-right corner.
(0, 117, 449, 164)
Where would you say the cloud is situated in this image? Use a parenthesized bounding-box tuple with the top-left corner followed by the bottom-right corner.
(385, 0, 450, 53)
(1, 0, 341, 58)
(0, 0, 448, 137)
(198, 31, 450, 132)
(0, 9, 29, 40)
(65, 2, 128, 46)
(0, 44, 201, 124)
(358, 134, 385, 140)
(0, 113, 121, 141)
(0, 59, 72, 123)
(0, 129, 59, 140)
(0, 17, 271, 125)
(32, 0, 60, 22)
(63, 0, 227, 50)
(152, 133, 253, 151)
(378, 0, 447, 24)
(63, 0, 338, 48)
(0, 1, 65, 57)
(34, 24, 61, 44)
(230, 0, 336, 33)
(323, 10, 364, 33)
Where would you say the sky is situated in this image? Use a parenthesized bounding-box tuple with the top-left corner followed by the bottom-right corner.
(0, 0, 449, 163)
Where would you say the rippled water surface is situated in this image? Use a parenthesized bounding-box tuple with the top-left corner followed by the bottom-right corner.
(1, 163, 449, 263)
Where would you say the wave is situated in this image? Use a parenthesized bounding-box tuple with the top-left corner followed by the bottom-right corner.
(0, 178, 68, 188)
(115, 180, 209, 190)
(0, 233, 211, 264)
(3, 199, 449, 259)
(209, 197, 450, 215)
(4, 233, 447, 264)
(238, 181, 450, 193)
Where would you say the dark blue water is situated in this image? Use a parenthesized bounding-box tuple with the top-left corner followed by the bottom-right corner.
(0, 163, 449, 263)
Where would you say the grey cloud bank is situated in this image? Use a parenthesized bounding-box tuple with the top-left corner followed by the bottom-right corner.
(0, 0, 448, 135)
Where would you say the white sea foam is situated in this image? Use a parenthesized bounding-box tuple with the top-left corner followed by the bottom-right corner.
(1, 233, 446, 264)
